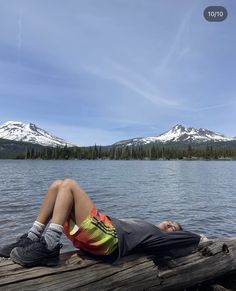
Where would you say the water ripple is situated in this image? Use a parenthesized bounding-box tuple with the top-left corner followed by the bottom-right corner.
(0, 160, 236, 251)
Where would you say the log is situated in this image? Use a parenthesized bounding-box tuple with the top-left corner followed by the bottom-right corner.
(0, 237, 235, 291)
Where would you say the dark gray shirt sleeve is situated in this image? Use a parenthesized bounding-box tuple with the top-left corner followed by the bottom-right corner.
(110, 217, 200, 262)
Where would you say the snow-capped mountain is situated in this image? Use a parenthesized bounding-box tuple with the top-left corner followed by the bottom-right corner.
(113, 125, 236, 147)
(0, 121, 75, 147)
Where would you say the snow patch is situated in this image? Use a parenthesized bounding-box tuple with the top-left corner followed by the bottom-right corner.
(0, 121, 76, 147)
(113, 124, 235, 147)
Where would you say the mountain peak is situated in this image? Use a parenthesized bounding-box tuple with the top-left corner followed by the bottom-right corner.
(173, 124, 184, 129)
(27, 123, 37, 131)
(0, 121, 75, 147)
(156, 124, 233, 143)
(171, 124, 187, 132)
(113, 124, 235, 147)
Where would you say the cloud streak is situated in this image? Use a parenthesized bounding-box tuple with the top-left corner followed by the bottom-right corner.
(17, 9, 23, 62)
(157, 7, 194, 71)
(191, 101, 236, 112)
(85, 60, 179, 108)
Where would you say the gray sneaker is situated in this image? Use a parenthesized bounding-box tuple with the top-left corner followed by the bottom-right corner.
(10, 236, 62, 267)
(0, 234, 33, 258)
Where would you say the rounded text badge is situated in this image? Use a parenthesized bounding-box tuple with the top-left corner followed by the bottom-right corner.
(204, 6, 227, 22)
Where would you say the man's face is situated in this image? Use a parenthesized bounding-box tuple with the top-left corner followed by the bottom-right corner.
(158, 220, 180, 233)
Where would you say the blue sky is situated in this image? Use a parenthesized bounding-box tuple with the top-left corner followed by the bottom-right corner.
(0, 1, 235, 146)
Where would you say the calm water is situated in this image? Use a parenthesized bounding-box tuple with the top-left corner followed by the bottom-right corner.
(0, 160, 235, 252)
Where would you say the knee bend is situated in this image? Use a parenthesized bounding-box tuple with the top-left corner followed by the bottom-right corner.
(61, 178, 77, 189)
(49, 180, 63, 191)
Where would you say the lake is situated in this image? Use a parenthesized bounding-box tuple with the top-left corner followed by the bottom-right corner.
(0, 160, 235, 252)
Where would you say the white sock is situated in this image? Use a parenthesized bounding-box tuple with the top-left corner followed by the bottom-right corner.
(44, 223, 64, 250)
(27, 221, 46, 241)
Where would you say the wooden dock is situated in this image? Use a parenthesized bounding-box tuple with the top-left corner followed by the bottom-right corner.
(0, 237, 236, 291)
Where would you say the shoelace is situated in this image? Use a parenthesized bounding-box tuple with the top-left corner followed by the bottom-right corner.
(22, 240, 42, 251)
(15, 235, 30, 245)
(23, 239, 63, 251)
(16, 234, 27, 241)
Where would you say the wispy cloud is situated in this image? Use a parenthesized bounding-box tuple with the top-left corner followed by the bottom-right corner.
(17, 9, 23, 62)
(191, 101, 236, 112)
(157, 7, 194, 71)
(85, 60, 179, 108)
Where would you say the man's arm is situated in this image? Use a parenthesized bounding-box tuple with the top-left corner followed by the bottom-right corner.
(138, 230, 201, 258)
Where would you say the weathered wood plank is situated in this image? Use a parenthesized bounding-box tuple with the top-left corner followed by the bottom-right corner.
(0, 238, 235, 291)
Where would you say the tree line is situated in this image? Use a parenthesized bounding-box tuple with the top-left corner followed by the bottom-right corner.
(23, 145, 236, 160)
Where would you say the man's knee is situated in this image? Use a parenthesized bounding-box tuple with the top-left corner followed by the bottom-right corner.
(61, 178, 78, 189)
(49, 180, 63, 191)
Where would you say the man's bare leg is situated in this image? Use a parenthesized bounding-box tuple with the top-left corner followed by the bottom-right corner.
(36, 180, 63, 224)
(45, 178, 95, 250)
(51, 179, 95, 227)
(27, 180, 63, 241)
(34, 179, 94, 227)
(10, 179, 95, 266)
(30, 178, 94, 239)
(29, 178, 94, 239)
(39, 179, 95, 251)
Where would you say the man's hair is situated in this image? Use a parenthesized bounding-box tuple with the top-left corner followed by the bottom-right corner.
(169, 220, 183, 231)
(176, 222, 183, 231)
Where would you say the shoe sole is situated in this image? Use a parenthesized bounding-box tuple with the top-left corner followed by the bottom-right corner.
(0, 236, 34, 259)
(10, 249, 59, 267)
(0, 252, 10, 258)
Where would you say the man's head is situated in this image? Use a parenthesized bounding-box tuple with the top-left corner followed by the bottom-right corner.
(158, 220, 183, 233)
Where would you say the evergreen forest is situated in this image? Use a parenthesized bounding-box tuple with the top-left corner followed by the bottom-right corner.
(21, 145, 236, 160)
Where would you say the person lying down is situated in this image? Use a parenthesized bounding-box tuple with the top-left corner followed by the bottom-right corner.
(0, 179, 201, 267)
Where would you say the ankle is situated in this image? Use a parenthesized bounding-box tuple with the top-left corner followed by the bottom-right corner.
(44, 223, 63, 250)
(27, 221, 46, 241)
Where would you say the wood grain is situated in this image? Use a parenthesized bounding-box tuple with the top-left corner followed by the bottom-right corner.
(0, 238, 235, 291)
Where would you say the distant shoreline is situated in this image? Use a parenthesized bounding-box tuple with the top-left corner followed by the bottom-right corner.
(0, 157, 236, 161)
(1, 143, 236, 160)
